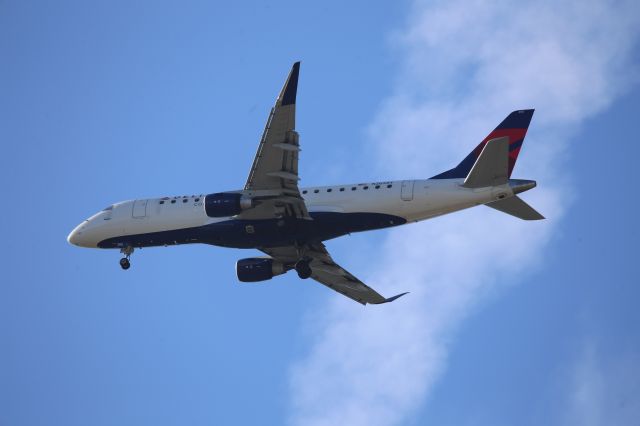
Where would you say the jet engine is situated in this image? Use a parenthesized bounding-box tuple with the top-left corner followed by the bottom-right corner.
(236, 258, 287, 282)
(204, 193, 254, 217)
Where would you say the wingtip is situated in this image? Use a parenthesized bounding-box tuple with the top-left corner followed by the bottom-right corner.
(372, 291, 409, 305)
(280, 62, 300, 106)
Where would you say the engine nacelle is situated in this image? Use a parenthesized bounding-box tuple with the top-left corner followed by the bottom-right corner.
(236, 257, 286, 282)
(204, 193, 254, 217)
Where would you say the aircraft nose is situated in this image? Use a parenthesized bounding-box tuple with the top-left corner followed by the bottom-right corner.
(67, 221, 96, 247)
(67, 223, 83, 246)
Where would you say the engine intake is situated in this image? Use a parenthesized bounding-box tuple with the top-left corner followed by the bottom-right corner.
(205, 193, 254, 217)
(236, 258, 286, 282)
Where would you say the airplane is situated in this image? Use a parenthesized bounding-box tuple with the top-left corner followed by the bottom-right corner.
(67, 62, 544, 305)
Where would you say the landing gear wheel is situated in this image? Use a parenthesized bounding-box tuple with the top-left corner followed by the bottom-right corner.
(119, 258, 130, 270)
(295, 260, 312, 279)
(119, 246, 134, 270)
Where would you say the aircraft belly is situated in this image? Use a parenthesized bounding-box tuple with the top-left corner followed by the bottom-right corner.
(207, 211, 407, 248)
(96, 211, 406, 249)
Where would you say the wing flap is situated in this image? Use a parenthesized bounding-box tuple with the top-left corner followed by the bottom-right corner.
(241, 63, 309, 220)
(261, 243, 408, 305)
(245, 63, 301, 192)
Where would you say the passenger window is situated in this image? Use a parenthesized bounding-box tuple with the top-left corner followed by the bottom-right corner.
(171, 200, 176, 204)
(364, 186, 369, 190)
(327, 188, 332, 192)
(314, 189, 319, 193)
(351, 187, 356, 191)
(183, 199, 188, 203)
(159, 200, 164, 204)
(302, 190, 308, 194)
(195, 198, 200, 202)
(340, 188, 345, 192)
(375, 185, 380, 189)
(387, 184, 392, 188)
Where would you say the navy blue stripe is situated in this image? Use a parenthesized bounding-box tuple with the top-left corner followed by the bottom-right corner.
(97, 211, 406, 250)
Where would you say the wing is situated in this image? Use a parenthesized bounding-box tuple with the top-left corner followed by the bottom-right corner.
(242, 62, 309, 220)
(261, 243, 408, 305)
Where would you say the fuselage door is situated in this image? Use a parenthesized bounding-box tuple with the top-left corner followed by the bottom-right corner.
(401, 180, 414, 201)
(132, 199, 148, 218)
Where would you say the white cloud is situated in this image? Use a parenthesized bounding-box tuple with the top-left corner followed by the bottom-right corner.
(566, 340, 640, 426)
(288, 1, 640, 425)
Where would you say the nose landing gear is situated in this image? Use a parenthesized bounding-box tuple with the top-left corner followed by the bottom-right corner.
(119, 257, 130, 270)
(119, 246, 134, 270)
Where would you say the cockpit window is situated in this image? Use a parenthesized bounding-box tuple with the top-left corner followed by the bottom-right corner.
(102, 205, 114, 211)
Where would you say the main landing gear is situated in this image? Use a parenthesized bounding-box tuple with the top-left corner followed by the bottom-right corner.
(119, 246, 134, 270)
(295, 259, 312, 279)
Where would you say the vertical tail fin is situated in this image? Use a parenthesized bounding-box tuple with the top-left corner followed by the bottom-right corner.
(432, 109, 534, 179)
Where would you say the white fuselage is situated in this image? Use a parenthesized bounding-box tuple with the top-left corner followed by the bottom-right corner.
(67, 178, 514, 249)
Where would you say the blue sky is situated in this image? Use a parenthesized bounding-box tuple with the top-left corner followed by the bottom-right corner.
(1, 1, 639, 425)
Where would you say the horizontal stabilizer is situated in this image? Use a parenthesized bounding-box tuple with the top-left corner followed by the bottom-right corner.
(462, 137, 509, 188)
(486, 196, 544, 220)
